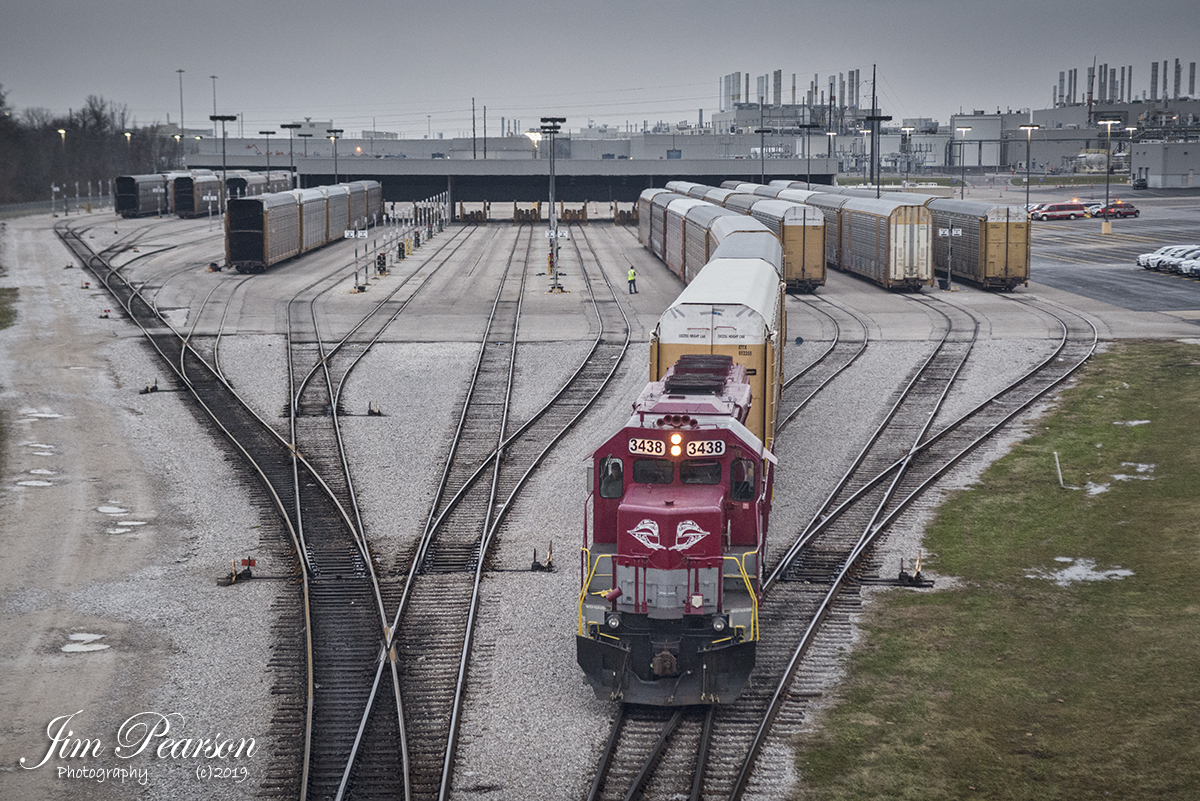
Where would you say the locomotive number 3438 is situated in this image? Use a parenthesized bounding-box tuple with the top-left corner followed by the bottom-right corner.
(685, 439, 725, 456)
(628, 438, 666, 456)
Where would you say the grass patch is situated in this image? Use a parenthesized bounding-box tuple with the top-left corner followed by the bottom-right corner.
(0, 286, 17, 330)
(796, 341, 1200, 800)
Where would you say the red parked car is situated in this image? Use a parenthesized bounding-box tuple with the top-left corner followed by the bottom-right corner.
(1093, 202, 1140, 218)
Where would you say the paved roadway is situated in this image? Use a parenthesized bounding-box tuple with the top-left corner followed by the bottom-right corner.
(1017, 185, 1200, 323)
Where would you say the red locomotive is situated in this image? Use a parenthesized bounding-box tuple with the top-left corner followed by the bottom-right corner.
(576, 354, 775, 705)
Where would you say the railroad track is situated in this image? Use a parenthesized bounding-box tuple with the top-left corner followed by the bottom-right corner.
(584, 294, 975, 801)
(55, 216, 475, 801)
(340, 221, 632, 800)
(721, 295, 1098, 800)
(584, 294, 1097, 800)
(288, 224, 488, 801)
(55, 221, 321, 798)
(777, 294, 870, 435)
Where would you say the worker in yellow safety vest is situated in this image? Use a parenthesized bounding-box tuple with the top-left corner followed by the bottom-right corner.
(627, 266, 637, 294)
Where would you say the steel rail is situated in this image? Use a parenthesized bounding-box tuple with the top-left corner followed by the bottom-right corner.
(728, 299, 1097, 800)
(776, 295, 870, 435)
(54, 222, 319, 800)
(435, 223, 634, 799)
(766, 297, 971, 587)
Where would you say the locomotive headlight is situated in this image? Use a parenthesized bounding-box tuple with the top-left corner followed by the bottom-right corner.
(605, 613, 622, 630)
(712, 616, 727, 633)
(670, 445, 681, 457)
(670, 433, 682, 445)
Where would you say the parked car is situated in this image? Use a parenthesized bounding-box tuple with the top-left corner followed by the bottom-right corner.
(1024, 203, 1045, 213)
(1178, 258, 1200, 276)
(1084, 203, 1104, 217)
(1157, 246, 1200, 273)
(1144, 245, 1199, 271)
(1137, 245, 1186, 269)
(1031, 202, 1088, 221)
(1094, 202, 1139, 218)
(1131, 178, 1148, 190)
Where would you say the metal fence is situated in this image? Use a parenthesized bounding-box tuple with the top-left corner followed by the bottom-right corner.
(0, 196, 113, 221)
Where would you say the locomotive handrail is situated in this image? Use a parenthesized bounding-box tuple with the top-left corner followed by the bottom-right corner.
(723, 552, 760, 641)
(578, 548, 617, 634)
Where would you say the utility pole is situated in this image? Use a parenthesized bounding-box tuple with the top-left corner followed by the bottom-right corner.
(209, 114, 237, 211)
(540, 116, 565, 292)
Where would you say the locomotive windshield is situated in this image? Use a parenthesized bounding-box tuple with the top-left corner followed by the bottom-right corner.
(632, 459, 673, 484)
(680, 459, 721, 484)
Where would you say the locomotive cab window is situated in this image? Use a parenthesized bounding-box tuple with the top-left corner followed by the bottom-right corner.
(680, 459, 721, 485)
(731, 458, 756, 501)
(599, 456, 624, 499)
(633, 459, 673, 484)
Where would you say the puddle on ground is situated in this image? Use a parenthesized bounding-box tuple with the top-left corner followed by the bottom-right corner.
(34, 452, 53, 457)
(122, 521, 148, 526)
(1113, 420, 1150, 427)
(107, 528, 132, 535)
(1026, 557, 1134, 587)
(1112, 462, 1157, 482)
(1084, 481, 1110, 495)
(98, 506, 128, 515)
(25, 443, 55, 450)
(29, 469, 56, 476)
(23, 412, 63, 419)
(17, 480, 53, 487)
(62, 633, 109, 653)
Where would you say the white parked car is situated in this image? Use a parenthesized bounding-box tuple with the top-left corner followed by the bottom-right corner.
(1178, 259, 1200, 276)
(1157, 247, 1200, 273)
(1145, 245, 1200, 271)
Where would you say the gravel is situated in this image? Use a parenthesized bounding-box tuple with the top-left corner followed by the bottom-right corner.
(0, 211, 1135, 800)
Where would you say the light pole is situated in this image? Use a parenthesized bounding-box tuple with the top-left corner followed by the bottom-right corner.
(327, 128, 343, 183)
(754, 126, 771, 184)
(298, 132, 312, 159)
(1098, 118, 1121, 233)
(209, 76, 218, 138)
(281, 123, 301, 187)
(259, 130, 274, 184)
(865, 114, 892, 197)
(210, 114, 237, 210)
(792, 123, 819, 187)
(1019, 124, 1040, 212)
(956, 126, 972, 199)
(57, 128, 67, 215)
(901, 126, 915, 187)
(176, 68, 185, 167)
(1125, 125, 1137, 185)
(540, 116, 565, 291)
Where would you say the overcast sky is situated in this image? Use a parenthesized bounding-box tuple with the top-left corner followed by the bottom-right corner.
(3, 0, 1197, 137)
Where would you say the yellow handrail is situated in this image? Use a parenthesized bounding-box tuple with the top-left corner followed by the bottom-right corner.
(722, 551, 760, 641)
(577, 547, 614, 636)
